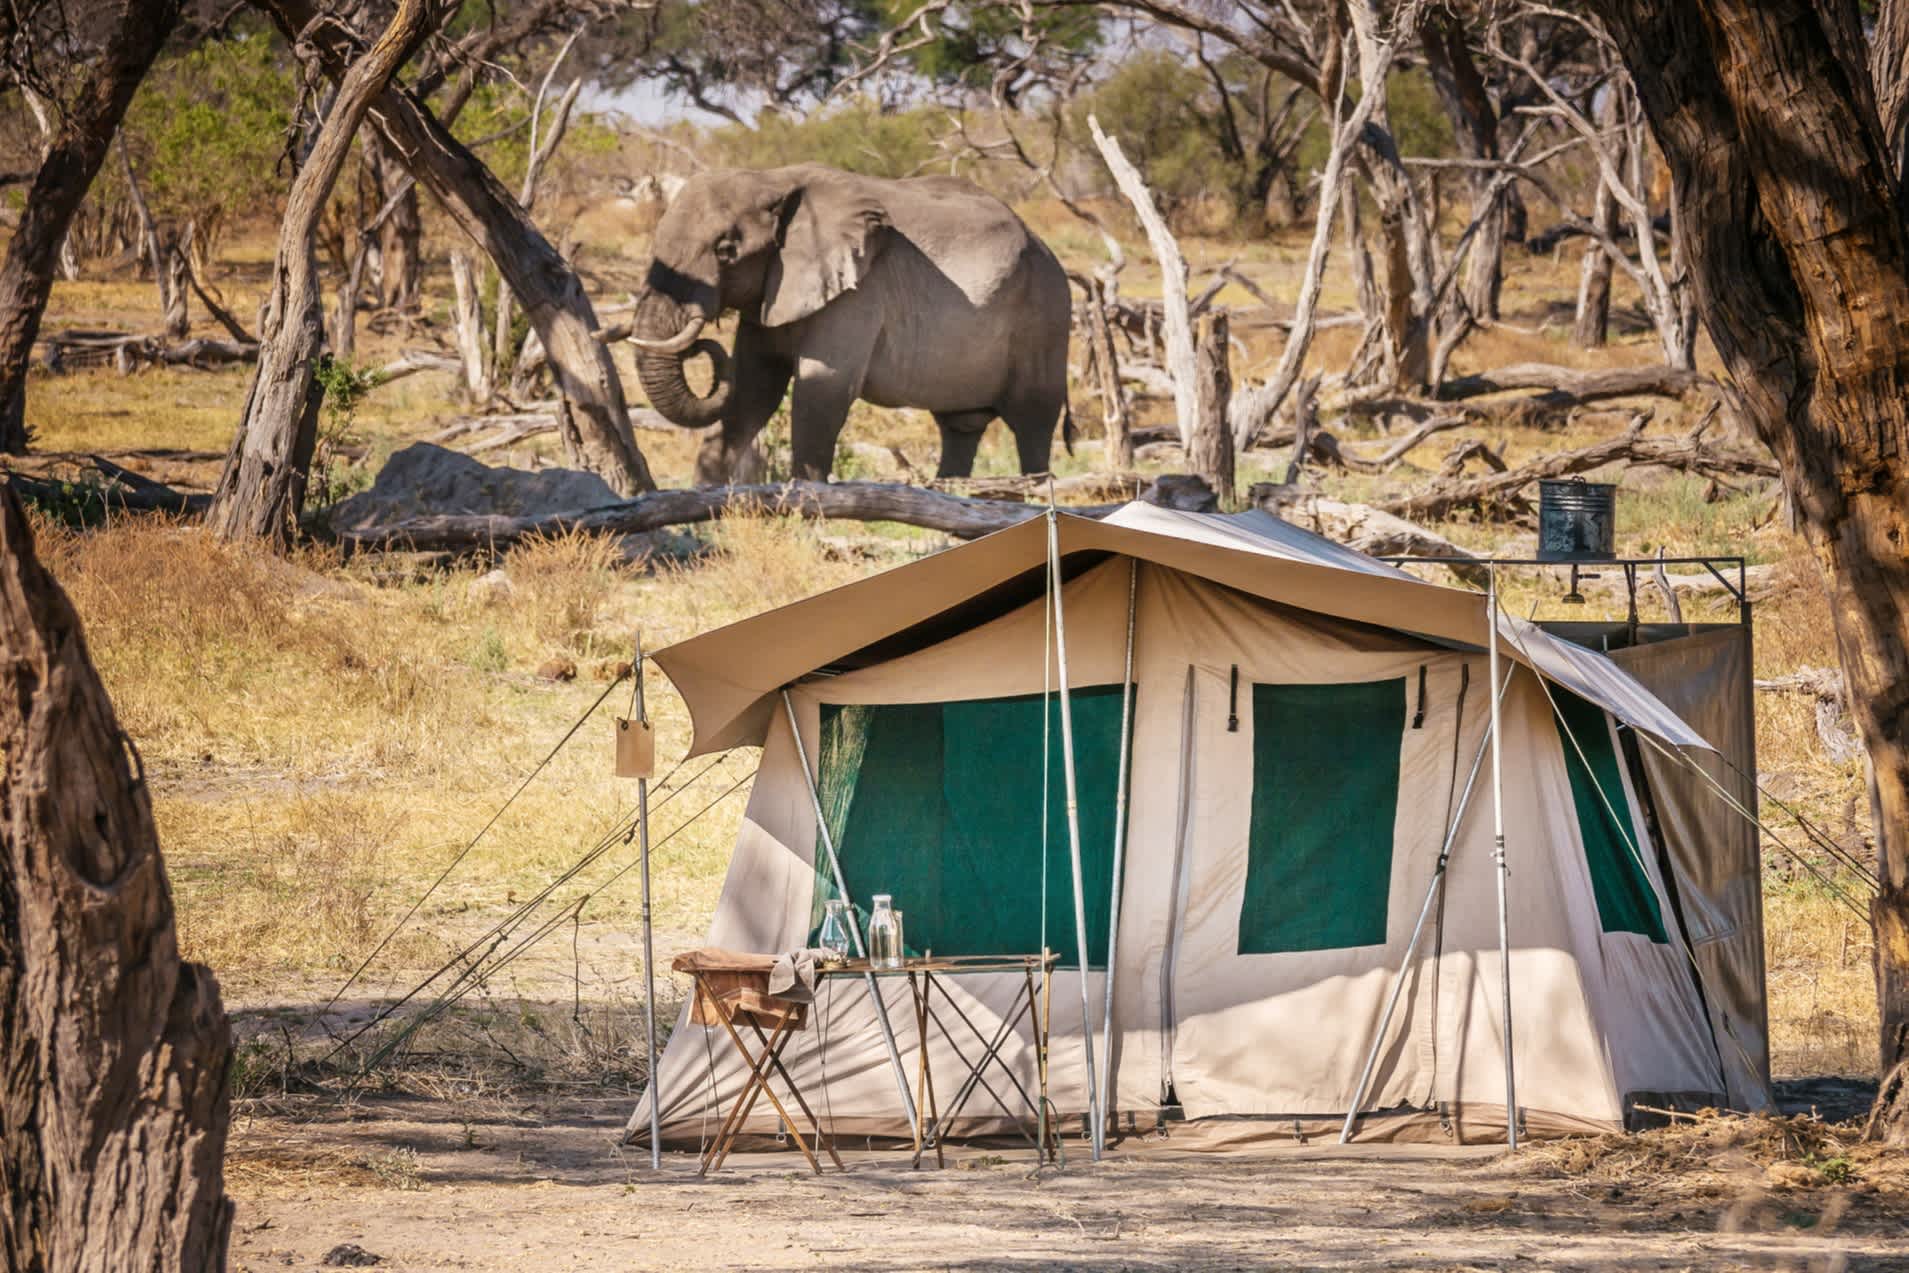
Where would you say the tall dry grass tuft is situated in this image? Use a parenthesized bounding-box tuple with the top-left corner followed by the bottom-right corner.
(505, 529, 626, 655)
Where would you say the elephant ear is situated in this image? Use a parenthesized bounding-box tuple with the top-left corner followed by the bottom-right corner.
(760, 181, 890, 327)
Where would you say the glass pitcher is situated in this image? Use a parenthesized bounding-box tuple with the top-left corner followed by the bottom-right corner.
(818, 898, 853, 963)
(868, 894, 905, 969)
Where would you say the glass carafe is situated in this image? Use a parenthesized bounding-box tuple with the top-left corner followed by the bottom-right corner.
(868, 894, 904, 969)
(819, 898, 853, 963)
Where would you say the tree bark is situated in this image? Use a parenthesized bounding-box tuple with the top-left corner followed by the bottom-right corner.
(1422, 19, 1504, 322)
(1573, 88, 1621, 349)
(256, 0, 655, 497)
(448, 251, 494, 403)
(207, 0, 434, 546)
(0, 0, 182, 454)
(1597, 0, 1909, 1140)
(0, 485, 232, 1272)
(1080, 279, 1132, 469)
(1189, 312, 1234, 503)
(362, 131, 422, 313)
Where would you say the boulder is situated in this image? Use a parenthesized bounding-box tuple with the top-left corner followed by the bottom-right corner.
(327, 443, 621, 533)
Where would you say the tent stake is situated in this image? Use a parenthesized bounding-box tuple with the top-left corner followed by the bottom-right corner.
(636, 636, 661, 1169)
(1488, 562, 1518, 1150)
(1339, 665, 1508, 1144)
(1047, 509, 1103, 1160)
(781, 690, 921, 1140)
(1096, 557, 1138, 1149)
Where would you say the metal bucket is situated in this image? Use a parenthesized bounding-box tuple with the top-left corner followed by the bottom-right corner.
(1537, 477, 1616, 561)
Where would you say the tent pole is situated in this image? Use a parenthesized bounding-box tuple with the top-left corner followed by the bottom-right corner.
(1095, 558, 1139, 1149)
(637, 638, 661, 1169)
(780, 690, 920, 1140)
(1487, 562, 1518, 1150)
(1338, 665, 1508, 1144)
(1047, 509, 1103, 1161)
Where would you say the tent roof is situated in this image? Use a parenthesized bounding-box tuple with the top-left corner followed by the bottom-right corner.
(654, 501, 1713, 756)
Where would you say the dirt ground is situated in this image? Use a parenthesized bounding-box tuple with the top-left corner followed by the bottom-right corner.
(226, 1088, 1909, 1272)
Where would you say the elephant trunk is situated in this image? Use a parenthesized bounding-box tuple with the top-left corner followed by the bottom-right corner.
(632, 291, 732, 428)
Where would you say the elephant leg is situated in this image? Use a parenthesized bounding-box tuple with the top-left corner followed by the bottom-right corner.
(695, 330, 792, 487)
(787, 361, 872, 482)
(999, 393, 1066, 476)
(932, 410, 994, 479)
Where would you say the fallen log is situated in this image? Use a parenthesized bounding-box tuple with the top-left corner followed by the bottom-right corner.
(3, 460, 210, 516)
(1437, 362, 1708, 403)
(333, 480, 1090, 550)
(1303, 411, 1469, 476)
(1377, 418, 1776, 522)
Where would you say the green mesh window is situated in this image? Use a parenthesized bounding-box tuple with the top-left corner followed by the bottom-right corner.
(1238, 679, 1404, 954)
(812, 686, 1130, 968)
(1555, 691, 1668, 942)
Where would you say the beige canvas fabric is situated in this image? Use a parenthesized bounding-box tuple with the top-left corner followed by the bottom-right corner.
(630, 555, 1733, 1149)
(654, 505, 1714, 758)
(1610, 628, 1773, 1110)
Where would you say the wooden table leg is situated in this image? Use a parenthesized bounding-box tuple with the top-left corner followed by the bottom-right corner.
(746, 1015, 845, 1171)
(909, 971, 929, 1169)
(921, 972, 945, 1169)
(705, 1014, 791, 1175)
(706, 994, 822, 1175)
(699, 998, 785, 1175)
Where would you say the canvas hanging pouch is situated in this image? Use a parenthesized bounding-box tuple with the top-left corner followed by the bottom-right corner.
(615, 716, 654, 778)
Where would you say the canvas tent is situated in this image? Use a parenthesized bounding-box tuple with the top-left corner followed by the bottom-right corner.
(627, 502, 1770, 1150)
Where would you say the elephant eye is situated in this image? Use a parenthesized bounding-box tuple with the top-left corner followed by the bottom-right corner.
(714, 232, 740, 264)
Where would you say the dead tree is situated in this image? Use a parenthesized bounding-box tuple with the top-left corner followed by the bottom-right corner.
(0, 0, 184, 454)
(0, 485, 232, 1272)
(208, 0, 436, 545)
(1573, 81, 1621, 348)
(1189, 311, 1234, 502)
(260, 0, 655, 496)
(1598, 0, 1909, 1143)
(115, 136, 187, 341)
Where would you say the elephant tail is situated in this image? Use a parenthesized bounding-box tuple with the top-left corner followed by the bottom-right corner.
(1061, 402, 1076, 457)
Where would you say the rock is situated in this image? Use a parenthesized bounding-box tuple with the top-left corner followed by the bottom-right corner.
(469, 568, 513, 604)
(321, 1244, 383, 1267)
(327, 443, 620, 533)
(536, 657, 578, 682)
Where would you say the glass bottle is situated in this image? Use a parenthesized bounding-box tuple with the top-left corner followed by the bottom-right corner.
(868, 894, 904, 969)
(819, 898, 853, 964)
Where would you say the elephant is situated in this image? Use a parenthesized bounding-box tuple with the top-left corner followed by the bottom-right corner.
(625, 163, 1074, 484)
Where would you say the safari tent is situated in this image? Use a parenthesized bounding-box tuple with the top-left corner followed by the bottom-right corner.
(625, 501, 1770, 1150)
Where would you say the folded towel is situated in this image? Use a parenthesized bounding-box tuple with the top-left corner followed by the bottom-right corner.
(767, 947, 832, 1002)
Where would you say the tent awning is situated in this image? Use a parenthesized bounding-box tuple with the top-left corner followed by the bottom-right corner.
(653, 502, 1715, 756)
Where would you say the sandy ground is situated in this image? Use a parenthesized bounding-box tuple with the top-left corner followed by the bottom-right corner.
(226, 1092, 1909, 1272)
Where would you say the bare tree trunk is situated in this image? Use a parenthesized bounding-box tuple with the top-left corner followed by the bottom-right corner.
(362, 131, 421, 313)
(117, 136, 187, 340)
(1600, 0, 1909, 1142)
(0, 486, 232, 1272)
(449, 251, 494, 403)
(1081, 279, 1131, 468)
(208, 0, 433, 546)
(0, 0, 181, 453)
(1089, 115, 1197, 447)
(257, 0, 653, 495)
(1189, 311, 1234, 503)
(1573, 176, 1618, 347)
(1423, 19, 1504, 321)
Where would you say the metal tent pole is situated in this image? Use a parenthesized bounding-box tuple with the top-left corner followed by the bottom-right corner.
(781, 690, 920, 1140)
(1095, 558, 1139, 1149)
(636, 639, 662, 1169)
(1047, 510, 1103, 1161)
(1487, 562, 1518, 1150)
(1338, 665, 1507, 1144)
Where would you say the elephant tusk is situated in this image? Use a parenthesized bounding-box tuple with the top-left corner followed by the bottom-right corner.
(625, 313, 706, 354)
